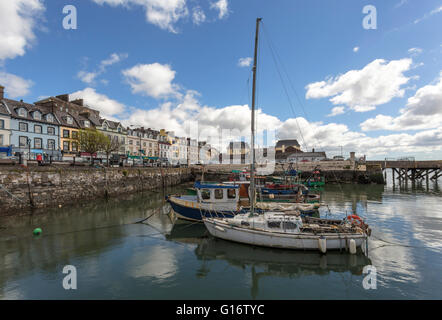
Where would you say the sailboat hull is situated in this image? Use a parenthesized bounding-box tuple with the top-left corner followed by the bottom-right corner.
(203, 218, 367, 251)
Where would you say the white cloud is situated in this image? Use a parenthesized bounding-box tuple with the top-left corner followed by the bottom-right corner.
(360, 73, 442, 132)
(77, 53, 128, 85)
(210, 0, 229, 19)
(353, 47, 359, 53)
(414, 5, 442, 24)
(395, 0, 407, 8)
(122, 63, 180, 99)
(305, 58, 413, 112)
(70, 87, 126, 118)
(192, 6, 206, 25)
(0, 72, 33, 98)
(0, 0, 45, 61)
(327, 106, 345, 117)
(92, 0, 188, 33)
(238, 57, 253, 67)
(408, 47, 423, 55)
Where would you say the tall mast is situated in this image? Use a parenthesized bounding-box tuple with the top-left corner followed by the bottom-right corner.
(250, 18, 261, 216)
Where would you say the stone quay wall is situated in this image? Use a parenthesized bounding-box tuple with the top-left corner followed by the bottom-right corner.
(0, 167, 193, 216)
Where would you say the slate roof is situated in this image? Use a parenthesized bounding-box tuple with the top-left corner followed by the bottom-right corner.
(275, 139, 300, 148)
(1, 98, 61, 126)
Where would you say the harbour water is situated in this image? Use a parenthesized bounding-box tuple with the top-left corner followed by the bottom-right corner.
(1, 170, 441, 299)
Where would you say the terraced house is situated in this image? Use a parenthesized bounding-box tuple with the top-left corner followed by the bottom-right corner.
(35, 94, 102, 160)
(97, 119, 127, 156)
(0, 88, 62, 160)
(0, 86, 12, 158)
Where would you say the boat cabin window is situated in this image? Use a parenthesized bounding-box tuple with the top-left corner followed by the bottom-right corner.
(214, 189, 223, 199)
(227, 189, 236, 199)
(201, 189, 211, 200)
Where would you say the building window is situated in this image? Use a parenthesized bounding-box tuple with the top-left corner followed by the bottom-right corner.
(129, 140, 133, 145)
(46, 114, 54, 122)
(72, 131, 78, 139)
(19, 136, 28, 147)
(66, 116, 73, 125)
(18, 108, 27, 117)
(63, 141, 70, 151)
(34, 138, 42, 149)
(48, 139, 55, 150)
(34, 125, 42, 134)
(63, 130, 70, 138)
(47, 127, 55, 135)
(19, 122, 28, 132)
(33, 111, 41, 120)
(0, 119, 4, 129)
(72, 142, 78, 152)
(0, 135, 3, 146)
(84, 120, 90, 128)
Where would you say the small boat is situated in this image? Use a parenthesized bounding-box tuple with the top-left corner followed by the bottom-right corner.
(203, 212, 370, 252)
(168, 181, 319, 221)
(167, 182, 241, 222)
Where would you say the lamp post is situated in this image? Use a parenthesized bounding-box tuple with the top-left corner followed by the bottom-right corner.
(27, 137, 31, 160)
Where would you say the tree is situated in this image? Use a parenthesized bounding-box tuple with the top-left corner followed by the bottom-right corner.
(76, 129, 106, 165)
(102, 135, 121, 167)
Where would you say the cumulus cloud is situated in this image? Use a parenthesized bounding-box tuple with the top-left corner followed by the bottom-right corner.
(122, 63, 180, 99)
(0, 72, 33, 98)
(238, 57, 253, 67)
(77, 53, 128, 85)
(210, 0, 229, 19)
(305, 58, 413, 112)
(70, 87, 126, 119)
(0, 0, 45, 61)
(353, 47, 359, 53)
(92, 0, 188, 33)
(327, 106, 345, 117)
(360, 73, 442, 132)
(69, 83, 442, 157)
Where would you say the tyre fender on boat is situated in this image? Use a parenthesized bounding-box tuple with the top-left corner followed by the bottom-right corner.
(318, 236, 327, 254)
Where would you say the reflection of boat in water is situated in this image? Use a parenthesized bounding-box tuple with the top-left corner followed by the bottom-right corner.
(165, 221, 372, 298)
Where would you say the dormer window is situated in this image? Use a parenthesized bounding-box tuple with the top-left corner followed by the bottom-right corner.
(84, 120, 90, 128)
(33, 111, 41, 120)
(103, 124, 108, 131)
(118, 127, 121, 133)
(18, 108, 27, 117)
(66, 116, 73, 125)
(46, 114, 54, 122)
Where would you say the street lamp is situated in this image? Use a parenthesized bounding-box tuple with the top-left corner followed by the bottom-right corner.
(27, 137, 31, 160)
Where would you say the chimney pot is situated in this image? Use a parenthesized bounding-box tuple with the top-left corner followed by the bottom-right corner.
(0, 85, 4, 99)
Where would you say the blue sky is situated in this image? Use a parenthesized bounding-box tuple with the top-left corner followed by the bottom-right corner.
(0, 0, 441, 159)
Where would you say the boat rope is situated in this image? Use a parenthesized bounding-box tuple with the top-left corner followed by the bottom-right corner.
(0, 183, 27, 204)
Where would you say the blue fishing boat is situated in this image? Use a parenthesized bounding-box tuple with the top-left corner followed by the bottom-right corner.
(167, 182, 243, 222)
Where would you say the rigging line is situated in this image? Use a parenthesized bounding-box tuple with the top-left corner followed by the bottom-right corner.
(262, 23, 346, 196)
(261, 22, 309, 152)
(261, 23, 319, 152)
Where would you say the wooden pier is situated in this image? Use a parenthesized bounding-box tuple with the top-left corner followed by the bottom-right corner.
(366, 160, 442, 185)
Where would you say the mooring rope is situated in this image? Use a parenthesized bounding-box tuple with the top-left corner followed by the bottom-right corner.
(0, 184, 27, 203)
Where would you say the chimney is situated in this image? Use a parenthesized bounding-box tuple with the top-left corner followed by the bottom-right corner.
(0, 85, 4, 99)
(350, 152, 356, 161)
(312, 148, 315, 153)
(71, 99, 83, 106)
(56, 94, 69, 102)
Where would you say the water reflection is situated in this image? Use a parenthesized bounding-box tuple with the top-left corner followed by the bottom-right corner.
(166, 220, 372, 299)
(0, 178, 441, 299)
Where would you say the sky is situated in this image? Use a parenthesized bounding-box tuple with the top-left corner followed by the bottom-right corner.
(0, 0, 441, 160)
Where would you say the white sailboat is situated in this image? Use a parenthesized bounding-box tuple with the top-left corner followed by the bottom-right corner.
(202, 18, 371, 253)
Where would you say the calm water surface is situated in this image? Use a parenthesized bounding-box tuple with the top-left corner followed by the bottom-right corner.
(1, 170, 441, 299)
